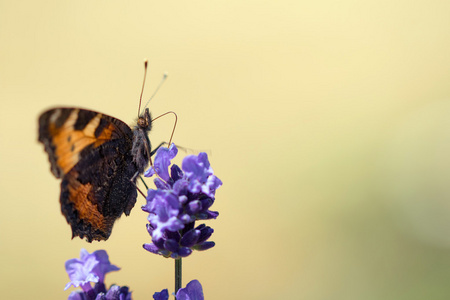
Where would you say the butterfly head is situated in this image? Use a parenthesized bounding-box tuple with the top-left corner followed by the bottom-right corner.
(137, 108, 152, 132)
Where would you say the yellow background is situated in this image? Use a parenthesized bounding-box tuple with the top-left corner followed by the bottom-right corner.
(1, 0, 450, 299)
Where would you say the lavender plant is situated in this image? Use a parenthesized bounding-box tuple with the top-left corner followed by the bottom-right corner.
(142, 143, 221, 258)
(64, 144, 221, 299)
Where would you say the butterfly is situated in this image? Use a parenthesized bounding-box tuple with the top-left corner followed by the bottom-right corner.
(38, 106, 158, 242)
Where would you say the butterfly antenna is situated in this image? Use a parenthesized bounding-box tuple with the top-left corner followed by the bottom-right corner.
(151, 111, 178, 147)
(145, 111, 178, 183)
(140, 72, 168, 115)
(138, 59, 149, 118)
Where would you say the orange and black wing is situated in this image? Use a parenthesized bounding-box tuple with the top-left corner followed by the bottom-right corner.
(38, 108, 139, 242)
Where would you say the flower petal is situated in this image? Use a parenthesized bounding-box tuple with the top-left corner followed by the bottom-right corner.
(176, 280, 204, 300)
(145, 144, 178, 181)
(153, 289, 169, 300)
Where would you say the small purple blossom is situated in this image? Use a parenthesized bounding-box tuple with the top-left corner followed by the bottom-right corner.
(151, 280, 204, 300)
(176, 280, 204, 300)
(65, 249, 119, 290)
(90, 250, 120, 282)
(153, 289, 169, 300)
(182, 153, 222, 198)
(144, 190, 184, 240)
(65, 249, 131, 300)
(68, 291, 85, 300)
(65, 251, 100, 292)
(142, 144, 222, 258)
(68, 284, 131, 300)
(144, 143, 178, 181)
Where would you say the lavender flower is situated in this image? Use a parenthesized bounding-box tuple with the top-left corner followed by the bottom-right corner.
(152, 289, 169, 300)
(65, 249, 131, 300)
(176, 280, 204, 300)
(68, 284, 131, 300)
(152, 280, 204, 300)
(64, 250, 101, 292)
(182, 153, 222, 198)
(142, 144, 222, 258)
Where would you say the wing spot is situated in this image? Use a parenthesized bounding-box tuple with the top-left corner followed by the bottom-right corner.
(82, 114, 102, 137)
(67, 181, 107, 231)
(49, 109, 62, 124)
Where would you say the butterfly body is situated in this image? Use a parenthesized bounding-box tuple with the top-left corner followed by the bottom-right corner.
(38, 107, 153, 242)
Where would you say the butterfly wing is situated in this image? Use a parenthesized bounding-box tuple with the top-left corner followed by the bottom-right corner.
(38, 108, 139, 242)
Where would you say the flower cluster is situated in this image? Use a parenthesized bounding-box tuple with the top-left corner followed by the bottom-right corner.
(142, 144, 222, 258)
(153, 280, 204, 300)
(65, 249, 132, 300)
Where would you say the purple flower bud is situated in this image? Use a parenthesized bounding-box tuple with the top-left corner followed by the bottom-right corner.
(152, 281, 204, 300)
(95, 294, 106, 300)
(177, 247, 192, 258)
(68, 291, 85, 300)
(193, 241, 215, 251)
(197, 225, 214, 244)
(180, 229, 200, 248)
(170, 164, 184, 182)
(153, 289, 169, 300)
(176, 280, 204, 300)
(143, 243, 160, 254)
(104, 285, 131, 300)
(153, 178, 171, 190)
(164, 239, 180, 253)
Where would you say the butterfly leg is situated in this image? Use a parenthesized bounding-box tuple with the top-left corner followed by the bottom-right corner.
(130, 142, 169, 199)
(139, 176, 149, 189)
(150, 141, 167, 157)
(130, 171, 147, 198)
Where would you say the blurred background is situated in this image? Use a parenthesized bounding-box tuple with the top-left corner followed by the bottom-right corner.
(1, 0, 450, 299)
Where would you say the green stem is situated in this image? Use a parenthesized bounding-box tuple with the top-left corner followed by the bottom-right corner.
(175, 258, 182, 298)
